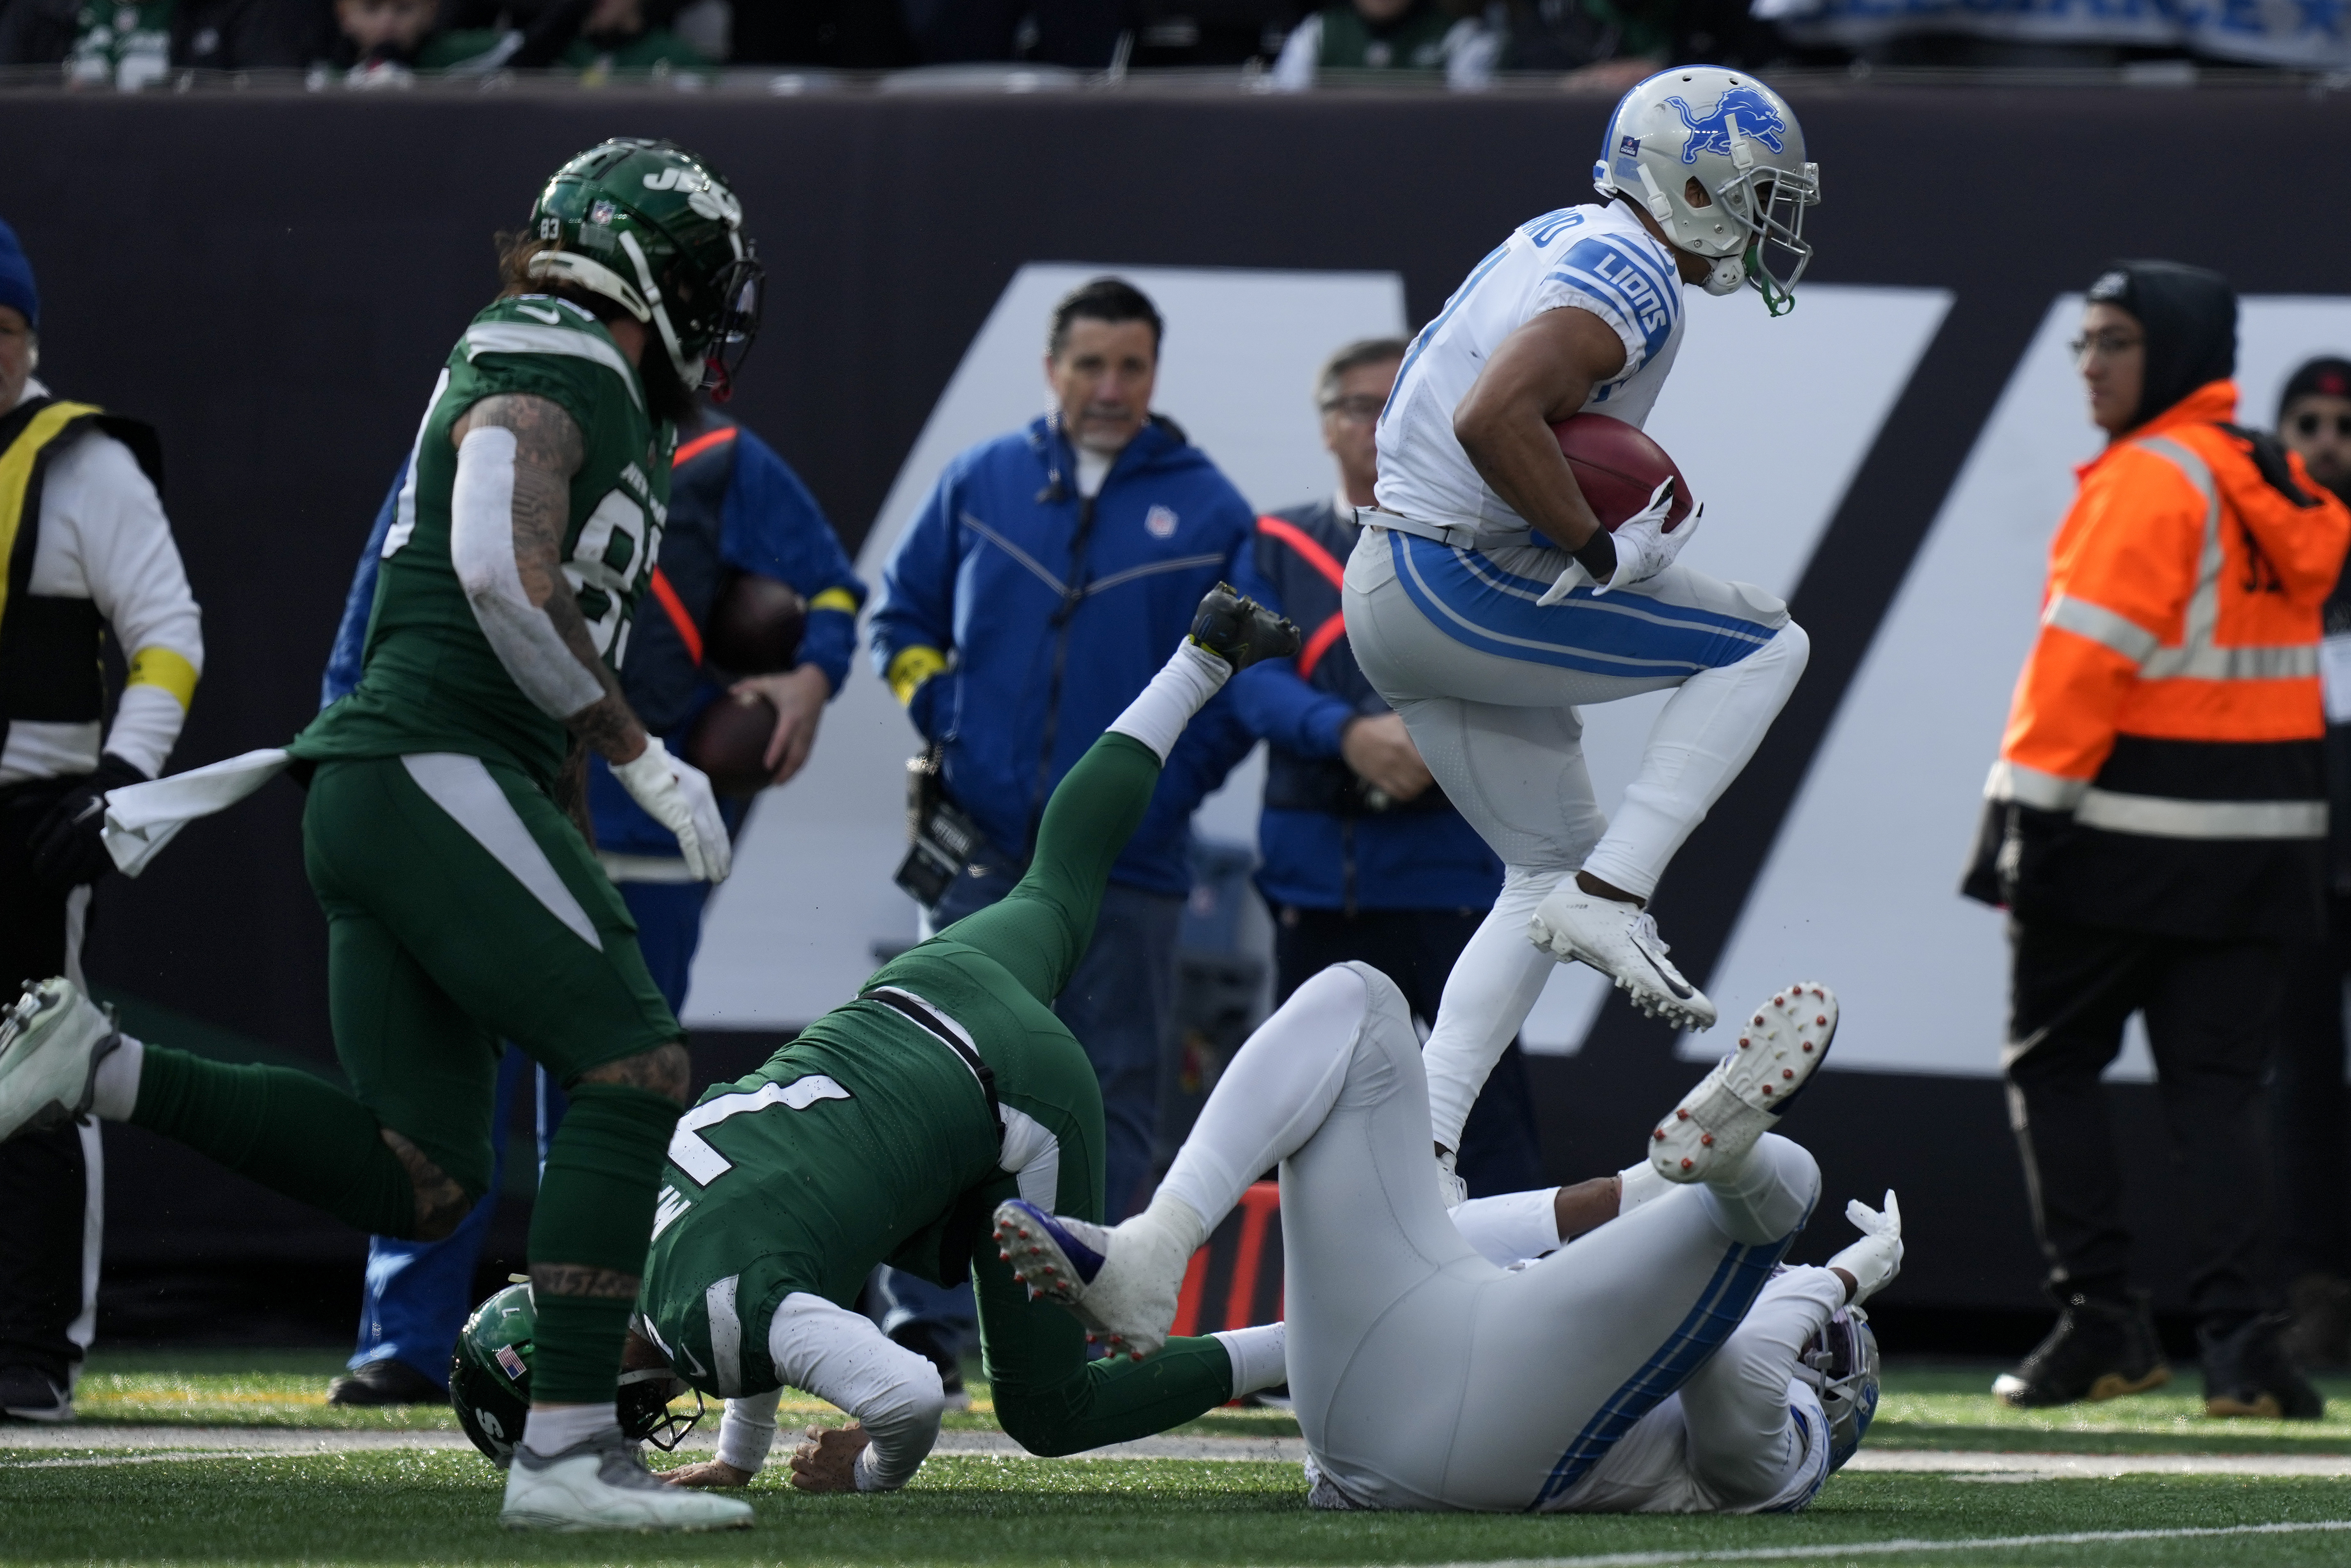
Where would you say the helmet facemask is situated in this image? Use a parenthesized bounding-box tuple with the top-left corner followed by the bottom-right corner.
(617, 1364, 706, 1452)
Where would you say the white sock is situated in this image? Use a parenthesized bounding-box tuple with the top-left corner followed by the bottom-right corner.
(1211, 1321, 1287, 1397)
(1617, 1158, 1670, 1216)
(521, 1403, 621, 1458)
(1421, 865, 1563, 1153)
(1107, 641, 1230, 763)
(1125, 1190, 1207, 1261)
(89, 1032, 144, 1122)
(1156, 965, 1367, 1231)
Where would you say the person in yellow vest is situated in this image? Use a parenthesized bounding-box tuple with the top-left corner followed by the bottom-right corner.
(0, 217, 202, 1423)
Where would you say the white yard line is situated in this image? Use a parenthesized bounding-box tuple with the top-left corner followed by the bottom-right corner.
(1389, 1520, 2351, 1568)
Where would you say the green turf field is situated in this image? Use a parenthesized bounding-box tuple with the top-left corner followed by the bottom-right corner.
(6, 1352, 2350, 1566)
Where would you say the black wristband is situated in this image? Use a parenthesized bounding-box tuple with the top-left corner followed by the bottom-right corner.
(1570, 528, 1618, 586)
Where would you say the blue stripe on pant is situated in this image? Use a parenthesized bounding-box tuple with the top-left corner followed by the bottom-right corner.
(1531, 1233, 1796, 1508)
(346, 879, 709, 1386)
(1390, 532, 1775, 679)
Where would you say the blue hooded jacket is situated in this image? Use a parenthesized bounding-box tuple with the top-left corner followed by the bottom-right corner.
(870, 413, 1267, 897)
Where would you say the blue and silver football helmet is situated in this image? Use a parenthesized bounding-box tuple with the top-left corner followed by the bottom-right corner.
(1591, 66, 1821, 314)
(1798, 1303, 1880, 1473)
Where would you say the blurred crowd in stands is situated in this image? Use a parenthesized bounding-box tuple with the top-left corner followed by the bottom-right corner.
(1, 0, 2332, 91)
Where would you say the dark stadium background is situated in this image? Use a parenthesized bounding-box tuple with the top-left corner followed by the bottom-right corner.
(2, 83, 2346, 1352)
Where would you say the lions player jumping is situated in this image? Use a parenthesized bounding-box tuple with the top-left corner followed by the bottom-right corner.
(998, 969, 1901, 1514)
(0, 141, 761, 1531)
(1348, 69, 1821, 1187)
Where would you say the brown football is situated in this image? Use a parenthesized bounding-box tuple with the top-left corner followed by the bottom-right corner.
(1551, 412, 1696, 532)
(704, 571, 805, 675)
(685, 688, 780, 798)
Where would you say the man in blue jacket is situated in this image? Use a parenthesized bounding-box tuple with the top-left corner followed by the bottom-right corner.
(1233, 338, 1542, 1199)
(319, 403, 866, 1407)
(868, 278, 1265, 1371)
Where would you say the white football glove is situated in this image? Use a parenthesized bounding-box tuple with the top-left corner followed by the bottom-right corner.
(610, 737, 732, 883)
(1826, 1189, 1903, 1306)
(1540, 478, 1697, 605)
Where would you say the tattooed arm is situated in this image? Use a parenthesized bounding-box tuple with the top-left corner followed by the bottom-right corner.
(447, 392, 650, 764)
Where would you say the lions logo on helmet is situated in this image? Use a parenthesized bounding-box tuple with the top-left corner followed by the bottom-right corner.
(525, 138, 766, 400)
(1591, 67, 1820, 316)
(449, 1283, 705, 1468)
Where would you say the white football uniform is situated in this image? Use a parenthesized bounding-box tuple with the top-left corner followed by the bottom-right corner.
(1154, 963, 1839, 1515)
(1374, 201, 1686, 541)
(1343, 201, 1812, 1152)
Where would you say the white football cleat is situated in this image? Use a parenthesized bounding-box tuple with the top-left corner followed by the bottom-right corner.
(1528, 886, 1716, 1032)
(1827, 1190, 1904, 1305)
(991, 1199, 1190, 1360)
(0, 978, 119, 1144)
(1649, 981, 1837, 1183)
(500, 1430, 753, 1531)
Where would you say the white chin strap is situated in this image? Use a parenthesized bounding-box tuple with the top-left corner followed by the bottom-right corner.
(1702, 253, 1747, 296)
(617, 229, 703, 390)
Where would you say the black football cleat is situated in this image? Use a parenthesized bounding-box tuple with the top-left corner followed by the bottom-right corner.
(2201, 1312, 2326, 1420)
(1188, 583, 1299, 672)
(1993, 1289, 2172, 1408)
(327, 1356, 446, 1407)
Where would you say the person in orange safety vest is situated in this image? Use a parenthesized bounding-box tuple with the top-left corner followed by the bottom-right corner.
(1963, 261, 2351, 1422)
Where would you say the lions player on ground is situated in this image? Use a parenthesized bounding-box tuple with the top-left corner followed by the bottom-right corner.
(1346, 69, 1820, 1193)
(450, 590, 1301, 1494)
(0, 140, 762, 1531)
(998, 971, 1901, 1514)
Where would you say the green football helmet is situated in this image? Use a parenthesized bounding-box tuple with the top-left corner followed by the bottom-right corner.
(525, 138, 763, 399)
(448, 1282, 704, 1468)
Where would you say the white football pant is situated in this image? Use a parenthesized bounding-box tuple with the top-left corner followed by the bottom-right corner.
(1153, 962, 1827, 1513)
(1344, 527, 1810, 1153)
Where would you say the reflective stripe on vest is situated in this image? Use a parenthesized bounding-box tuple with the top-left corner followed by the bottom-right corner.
(2075, 789, 2325, 840)
(2125, 436, 2319, 683)
(0, 400, 105, 635)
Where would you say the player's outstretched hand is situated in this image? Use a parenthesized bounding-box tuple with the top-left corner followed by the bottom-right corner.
(610, 737, 733, 882)
(662, 1458, 754, 1488)
(788, 1421, 872, 1493)
(1826, 1189, 1903, 1306)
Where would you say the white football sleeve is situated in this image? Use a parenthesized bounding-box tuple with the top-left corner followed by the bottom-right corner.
(448, 425, 604, 720)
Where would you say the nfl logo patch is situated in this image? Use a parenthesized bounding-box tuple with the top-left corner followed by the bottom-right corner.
(496, 1346, 527, 1380)
(1618, 135, 1640, 158)
(1145, 505, 1179, 539)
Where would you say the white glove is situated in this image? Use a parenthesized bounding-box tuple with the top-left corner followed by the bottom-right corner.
(1541, 479, 1697, 605)
(1826, 1189, 1903, 1306)
(610, 737, 732, 883)
(1435, 1146, 1466, 1211)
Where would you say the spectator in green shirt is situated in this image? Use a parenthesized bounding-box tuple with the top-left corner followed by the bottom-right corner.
(1270, 0, 1499, 89)
(424, 0, 710, 73)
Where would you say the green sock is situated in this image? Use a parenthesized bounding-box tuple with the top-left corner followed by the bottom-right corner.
(130, 1044, 416, 1236)
(528, 1082, 679, 1404)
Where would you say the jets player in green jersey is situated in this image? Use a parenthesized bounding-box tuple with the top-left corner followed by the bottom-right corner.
(0, 139, 764, 1532)
(448, 590, 1303, 1494)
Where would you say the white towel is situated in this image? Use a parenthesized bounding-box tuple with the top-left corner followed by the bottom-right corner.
(102, 747, 293, 877)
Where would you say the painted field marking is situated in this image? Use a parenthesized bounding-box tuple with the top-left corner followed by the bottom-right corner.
(1393, 1518, 2351, 1568)
(2, 1450, 287, 1469)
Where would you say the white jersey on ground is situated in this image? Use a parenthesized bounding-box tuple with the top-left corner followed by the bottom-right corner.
(1374, 199, 1687, 543)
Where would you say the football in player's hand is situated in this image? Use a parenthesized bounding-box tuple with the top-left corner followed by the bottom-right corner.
(705, 571, 805, 674)
(1551, 413, 1695, 533)
(686, 688, 780, 797)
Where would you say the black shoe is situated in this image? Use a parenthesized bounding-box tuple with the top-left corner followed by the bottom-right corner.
(1993, 1290, 2172, 1408)
(327, 1357, 445, 1407)
(1188, 583, 1300, 672)
(2201, 1313, 2326, 1420)
(0, 1364, 72, 1423)
(888, 1322, 971, 1409)
(2283, 1273, 2351, 1371)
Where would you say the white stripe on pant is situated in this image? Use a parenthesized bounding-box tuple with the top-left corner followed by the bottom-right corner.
(1153, 962, 1823, 1512)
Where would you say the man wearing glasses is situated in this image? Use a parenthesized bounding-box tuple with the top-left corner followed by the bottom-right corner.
(2272, 355, 2351, 1373)
(1965, 266, 2349, 1420)
(1230, 338, 1541, 1199)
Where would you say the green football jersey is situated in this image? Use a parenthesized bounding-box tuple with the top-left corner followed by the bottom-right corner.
(291, 295, 672, 789)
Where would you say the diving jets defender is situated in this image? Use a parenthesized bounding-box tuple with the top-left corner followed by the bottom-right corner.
(1342, 67, 1821, 1201)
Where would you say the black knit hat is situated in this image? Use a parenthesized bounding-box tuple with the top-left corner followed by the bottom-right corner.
(2085, 261, 2236, 430)
(2280, 356, 2351, 418)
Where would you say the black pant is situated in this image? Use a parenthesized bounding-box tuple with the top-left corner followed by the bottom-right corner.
(2004, 916, 2280, 1320)
(1273, 904, 1545, 1199)
(2274, 917, 2351, 1282)
(0, 777, 101, 1386)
